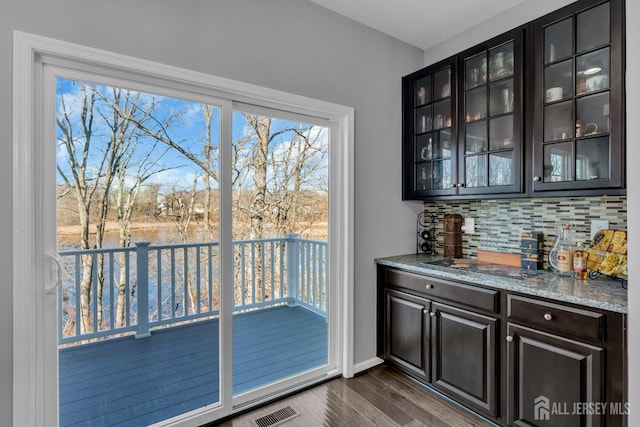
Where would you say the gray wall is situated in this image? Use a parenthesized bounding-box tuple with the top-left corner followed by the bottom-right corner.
(0, 0, 424, 422)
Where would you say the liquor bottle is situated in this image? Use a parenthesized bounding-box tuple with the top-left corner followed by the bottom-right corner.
(556, 225, 575, 276)
(573, 242, 588, 281)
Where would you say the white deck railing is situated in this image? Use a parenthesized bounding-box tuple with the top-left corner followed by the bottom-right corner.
(57, 234, 327, 345)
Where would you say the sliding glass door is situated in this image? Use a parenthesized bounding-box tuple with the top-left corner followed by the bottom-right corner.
(230, 107, 330, 399)
(44, 65, 336, 425)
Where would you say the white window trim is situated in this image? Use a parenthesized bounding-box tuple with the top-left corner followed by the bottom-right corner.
(13, 30, 354, 427)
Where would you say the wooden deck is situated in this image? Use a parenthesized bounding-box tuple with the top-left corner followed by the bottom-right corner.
(59, 305, 328, 426)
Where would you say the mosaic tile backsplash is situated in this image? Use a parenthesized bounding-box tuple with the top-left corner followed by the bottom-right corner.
(423, 196, 627, 269)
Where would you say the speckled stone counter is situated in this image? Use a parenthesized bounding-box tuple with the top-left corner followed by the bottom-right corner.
(375, 254, 628, 313)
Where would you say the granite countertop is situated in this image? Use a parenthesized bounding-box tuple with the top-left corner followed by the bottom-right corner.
(375, 254, 628, 313)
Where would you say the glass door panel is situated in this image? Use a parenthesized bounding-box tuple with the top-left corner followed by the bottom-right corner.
(463, 39, 516, 191)
(545, 60, 573, 100)
(489, 80, 514, 115)
(415, 76, 432, 106)
(433, 99, 452, 129)
(466, 121, 488, 154)
(56, 78, 221, 426)
(489, 152, 514, 186)
(465, 52, 487, 90)
(577, 2, 610, 52)
(434, 68, 452, 101)
(537, 1, 616, 190)
(465, 87, 487, 122)
(489, 42, 514, 81)
(544, 142, 573, 182)
(577, 92, 611, 135)
(576, 137, 610, 180)
(490, 116, 514, 150)
(231, 110, 329, 396)
(577, 48, 610, 96)
(416, 105, 433, 134)
(544, 101, 573, 142)
(409, 64, 455, 194)
(544, 18, 572, 64)
(465, 155, 488, 188)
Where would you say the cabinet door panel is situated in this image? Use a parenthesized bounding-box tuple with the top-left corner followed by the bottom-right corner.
(532, 0, 624, 193)
(431, 302, 498, 417)
(384, 289, 430, 380)
(507, 323, 603, 427)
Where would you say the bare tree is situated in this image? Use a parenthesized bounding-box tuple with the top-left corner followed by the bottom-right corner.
(57, 82, 177, 331)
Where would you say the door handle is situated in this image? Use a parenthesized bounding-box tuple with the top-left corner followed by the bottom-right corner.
(45, 252, 62, 294)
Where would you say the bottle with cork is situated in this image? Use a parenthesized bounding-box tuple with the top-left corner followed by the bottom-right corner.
(555, 224, 575, 276)
(573, 241, 588, 281)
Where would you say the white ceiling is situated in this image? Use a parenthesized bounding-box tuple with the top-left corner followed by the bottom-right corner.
(308, 0, 527, 50)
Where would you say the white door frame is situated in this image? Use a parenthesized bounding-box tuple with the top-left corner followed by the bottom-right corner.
(12, 30, 355, 427)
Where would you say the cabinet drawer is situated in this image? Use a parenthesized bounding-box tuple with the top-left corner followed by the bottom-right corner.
(384, 268, 498, 313)
(507, 295, 604, 342)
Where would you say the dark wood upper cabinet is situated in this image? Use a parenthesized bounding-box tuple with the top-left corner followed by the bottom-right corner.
(457, 30, 524, 196)
(403, 58, 458, 199)
(402, 0, 625, 200)
(531, 0, 625, 194)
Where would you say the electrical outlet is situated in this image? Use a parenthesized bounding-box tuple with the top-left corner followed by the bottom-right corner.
(462, 217, 475, 234)
(590, 220, 609, 239)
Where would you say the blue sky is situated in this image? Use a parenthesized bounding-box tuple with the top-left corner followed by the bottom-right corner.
(56, 78, 329, 194)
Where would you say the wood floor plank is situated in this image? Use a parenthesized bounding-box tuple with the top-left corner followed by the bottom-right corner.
(220, 365, 495, 427)
(371, 366, 492, 427)
(349, 372, 454, 427)
(326, 378, 402, 426)
(341, 374, 414, 425)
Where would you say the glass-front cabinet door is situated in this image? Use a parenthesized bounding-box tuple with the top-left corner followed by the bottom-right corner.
(403, 58, 457, 199)
(457, 30, 523, 195)
(532, 0, 624, 192)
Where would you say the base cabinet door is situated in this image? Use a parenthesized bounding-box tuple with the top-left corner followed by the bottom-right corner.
(506, 323, 603, 427)
(384, 289, 430, 381)
(431, 302, 498, 418)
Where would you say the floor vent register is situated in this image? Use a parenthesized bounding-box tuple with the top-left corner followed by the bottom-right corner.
(254, 405, 299, 427)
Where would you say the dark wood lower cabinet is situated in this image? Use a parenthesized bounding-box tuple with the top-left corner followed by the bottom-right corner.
(506, 323, 603, 427)
(383, 289, 430, 381)
(431, 302, 498, 418)
(377, 265, 626, 427)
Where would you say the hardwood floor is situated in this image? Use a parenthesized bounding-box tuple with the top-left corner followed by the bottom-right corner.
(218, 365, 493, 427)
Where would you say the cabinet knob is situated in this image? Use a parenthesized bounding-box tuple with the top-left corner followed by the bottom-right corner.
(543, 313, 553, 321)
(506, 336, 513, 342)
(450, 183, 457, 188)
(430, 312, 436, 317)
(423, 309, 428, 314)
(425, 284, 433, 290)
(456, 183, 466, 188)
(533, 176, 542, 182)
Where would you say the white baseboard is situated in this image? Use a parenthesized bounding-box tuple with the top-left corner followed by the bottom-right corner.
(351, 357, 384, 376)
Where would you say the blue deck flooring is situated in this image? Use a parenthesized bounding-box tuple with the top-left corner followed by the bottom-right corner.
(59, 305, 328, 426)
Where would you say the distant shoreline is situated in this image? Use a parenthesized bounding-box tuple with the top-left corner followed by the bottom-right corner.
(57, 221, 180, 235)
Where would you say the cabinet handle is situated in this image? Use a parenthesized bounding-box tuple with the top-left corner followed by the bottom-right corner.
(533, 176, 542, 182)
(543, 313, 553, 321)
(425, 284, 433, 290)
(430, 312, 436, 317)
(506, 335, 513, 342)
